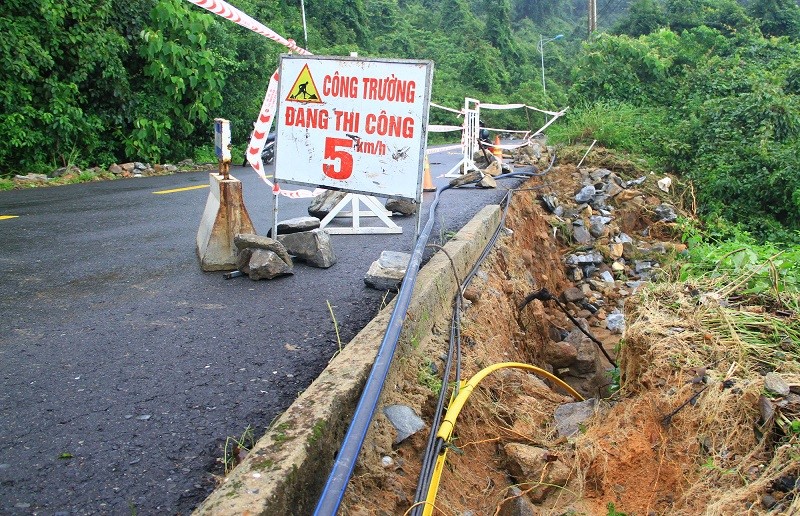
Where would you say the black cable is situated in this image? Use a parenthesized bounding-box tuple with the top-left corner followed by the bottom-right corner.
(518, 288, 617, 367)
(411, 154, 558, 516)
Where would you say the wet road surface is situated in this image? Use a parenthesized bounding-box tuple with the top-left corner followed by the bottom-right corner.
(0, 155, 522, 514)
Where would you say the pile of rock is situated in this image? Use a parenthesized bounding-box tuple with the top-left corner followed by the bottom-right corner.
(234, 217, 336, 280)
(450, 139, 554, 190)
(532, 168, 685, 394)
(107, 162, 178, 178)
(13, 159, 213, 185)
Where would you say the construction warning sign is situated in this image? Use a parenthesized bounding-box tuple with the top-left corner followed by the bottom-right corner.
(285, 64, 323, 103)
(274, 55, 434, 201)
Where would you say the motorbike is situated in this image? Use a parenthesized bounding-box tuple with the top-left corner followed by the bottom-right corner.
(242, 132, 275, 166)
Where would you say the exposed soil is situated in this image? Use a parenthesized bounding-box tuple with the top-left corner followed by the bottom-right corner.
(340, 154, 800, 515)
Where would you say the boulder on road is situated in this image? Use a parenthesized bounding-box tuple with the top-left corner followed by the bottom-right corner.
(278, 229, 337, 268)
(247, 249, 294, 280)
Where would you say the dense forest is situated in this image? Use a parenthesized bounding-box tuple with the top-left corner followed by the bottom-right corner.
(2, 0, 800, 241)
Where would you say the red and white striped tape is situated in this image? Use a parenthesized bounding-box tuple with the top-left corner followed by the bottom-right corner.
(185, 0, 326, 198)
(185, 0, 310, 55)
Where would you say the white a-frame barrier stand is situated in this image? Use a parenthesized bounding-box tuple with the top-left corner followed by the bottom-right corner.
(445, 97, 482, 178)
(318, 193, 402, 235)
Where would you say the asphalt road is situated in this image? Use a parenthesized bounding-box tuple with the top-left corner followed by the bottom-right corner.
(0, 152, 522, 514)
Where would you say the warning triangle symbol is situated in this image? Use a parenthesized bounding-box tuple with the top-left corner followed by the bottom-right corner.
(286, 64, 323, 103)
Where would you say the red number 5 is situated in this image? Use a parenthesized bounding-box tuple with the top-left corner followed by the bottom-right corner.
(323, 137, 354, 180)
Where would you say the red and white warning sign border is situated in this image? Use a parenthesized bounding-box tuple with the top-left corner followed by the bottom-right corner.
(273, 55, 433, 202)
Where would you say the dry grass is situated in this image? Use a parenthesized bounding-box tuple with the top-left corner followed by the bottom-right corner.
(573, 275, 800, 515)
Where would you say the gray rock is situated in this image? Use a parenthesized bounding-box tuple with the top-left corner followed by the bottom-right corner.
(478, 174, 497, 188)
(765, 372, 790, 397)
(503, 443, 571, 503)
(364, 251, 411, 291)
(449, 170, 483, 188)
(575, 185, 596, 203)
(248, 249, 294, 280)
(308, 189, 348, 218)
(573, 225, 592, 244)
(565, 252, 603, 266)
(761, 494, 777, 510)
(605, 181, 624, 198)
(568, 267, 584, 281)
(759, 395, 776, 423)
(606, 310, 625, 334)
(52, 165, 80, 177)
(572, 337, 599, 374)
(383, 405, 425, 444)
(108, 163, 124, 175)
(268, 216, 321, 236)
(600, 271, 615, 283)
(590, 193, 608, 209)
(654, 203, 678, 222)
(233, 234, 292, 266)
(625, 176, 647, 187)
(236, 247, 254, 274)
(589, 216, 609, 238)
(544, 341, 578, 369)
(615, 232, 634, 244)
(134, 162, 147, 171)
(562, 287, 586, 303)
(15, 173, 48, 181)
(278, 229, 337, 268)
(589, 168, 612, 181)
(541, 194, 560, 213)
(554, 398, 597, 437)
(498, 486, 536, 516)
(483, 160, 502, 177)
(634, 261, 653, 274)
(385, 198, 417, 215)
(553, 206, 564, 217)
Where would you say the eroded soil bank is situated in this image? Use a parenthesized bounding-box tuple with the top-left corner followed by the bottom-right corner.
(341, 157, 800, 515)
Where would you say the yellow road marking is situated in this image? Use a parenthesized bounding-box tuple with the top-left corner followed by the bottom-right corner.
(152, 184, 210, 195)
(0, 215, 19, 220)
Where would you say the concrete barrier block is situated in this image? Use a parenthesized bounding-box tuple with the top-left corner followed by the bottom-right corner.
(196, 173, 256, 271)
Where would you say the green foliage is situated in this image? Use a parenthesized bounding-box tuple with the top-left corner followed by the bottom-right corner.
(0, 0, 129, 172)
(547, 101, 670, 167)
(570, 31, 678, 106)
(129, 0, 224, 162)
(680, 236, 800, 294)
(418, 361, 442, 396)
(749, 0, 800, 39)
(569, 25, 800, 243)
(606, 502, 627, 516)
(614, 0, 666, 37)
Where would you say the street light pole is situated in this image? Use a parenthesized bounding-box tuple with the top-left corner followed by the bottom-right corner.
(538, 34, 564, 97)
(537, 34, 564, 122)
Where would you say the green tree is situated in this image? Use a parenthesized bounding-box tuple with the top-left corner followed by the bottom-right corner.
(130, 0, 226, 162)
(484, 0, 518, 58)
(614, 0, 666, 37)
(749, 0, 800, 38)
(0, 0, 128, 170)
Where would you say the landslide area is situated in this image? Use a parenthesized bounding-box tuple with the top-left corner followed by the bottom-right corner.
(341, 149, 800, 515)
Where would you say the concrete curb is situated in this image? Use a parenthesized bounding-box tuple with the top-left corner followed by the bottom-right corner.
(194, 205, 502, 515)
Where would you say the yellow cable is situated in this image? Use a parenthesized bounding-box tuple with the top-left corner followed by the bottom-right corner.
(421, 362, 584, 516)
